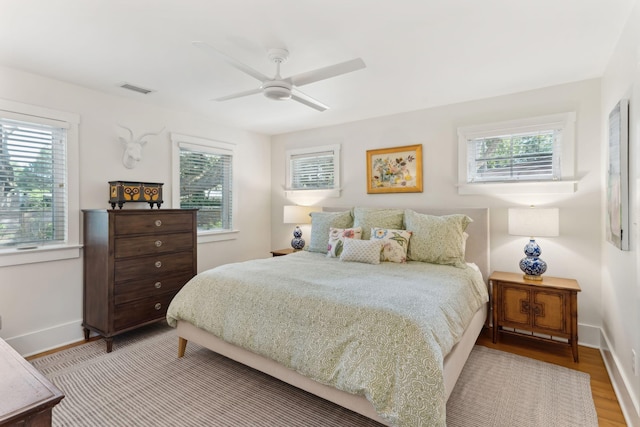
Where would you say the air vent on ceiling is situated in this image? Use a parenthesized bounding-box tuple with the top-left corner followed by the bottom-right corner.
(119, 83, 154, 95)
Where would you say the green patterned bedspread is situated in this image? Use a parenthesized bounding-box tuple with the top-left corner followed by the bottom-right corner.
(167, 251, 488, 426)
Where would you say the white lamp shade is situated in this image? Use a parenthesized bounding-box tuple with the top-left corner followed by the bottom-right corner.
(283, 205, 320, 224)
(508, 207, 559, 237)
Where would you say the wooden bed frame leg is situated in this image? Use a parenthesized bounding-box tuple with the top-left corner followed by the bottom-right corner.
(178, 337, 187, 357)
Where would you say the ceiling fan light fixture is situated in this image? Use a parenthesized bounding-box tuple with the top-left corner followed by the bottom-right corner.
(262, 81, 292, 100)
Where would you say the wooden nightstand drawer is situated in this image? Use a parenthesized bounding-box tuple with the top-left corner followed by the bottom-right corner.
(490, 271, 580, 362)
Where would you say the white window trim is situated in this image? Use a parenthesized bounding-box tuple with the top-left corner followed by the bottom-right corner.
(0, 99, 80, 267)
(285, 144, 341, 198)
(457, 112, 577, 195)
(170, 133, 239, 242)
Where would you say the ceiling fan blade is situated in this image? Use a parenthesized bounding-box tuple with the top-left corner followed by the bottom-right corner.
(291, 91, 329, 112)
(288, 58, 366, 87)
(192, 41, 270, 82)
(214, 88, 262, 102)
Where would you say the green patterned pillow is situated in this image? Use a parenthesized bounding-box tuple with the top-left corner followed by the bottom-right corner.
(308, 211, 354, 253)
(339, 238, 382, 264)
(353, 207, 404, 240)
(371, 228, 412, 263)
(404, 210, 472, 267)
(327, 227, 362, 258)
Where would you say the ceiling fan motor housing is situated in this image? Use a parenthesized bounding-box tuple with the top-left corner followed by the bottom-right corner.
(262, 80, 292, 100)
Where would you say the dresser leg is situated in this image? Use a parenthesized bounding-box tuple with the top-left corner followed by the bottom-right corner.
(105, 338, 113, 353)
(83, 328, 90, 341)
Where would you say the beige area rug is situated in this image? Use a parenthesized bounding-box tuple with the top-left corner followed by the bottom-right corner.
(31, 324, 597, 427)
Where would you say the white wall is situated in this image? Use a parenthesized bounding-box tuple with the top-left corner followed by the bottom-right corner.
(271, 79, 603, 345)
(600, 0, 640, 421)
(0, 66, 272, 355)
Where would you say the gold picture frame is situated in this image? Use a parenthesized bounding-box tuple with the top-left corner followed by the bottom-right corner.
(366, 144, 423, 194)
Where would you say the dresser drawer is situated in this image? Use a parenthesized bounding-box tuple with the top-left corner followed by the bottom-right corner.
(114, 271, 194, 305)
(114, 252, 194, 282)
(114, 233, 194, 258)
(114, 292, 176, 330)
(114, 212, 194, 236)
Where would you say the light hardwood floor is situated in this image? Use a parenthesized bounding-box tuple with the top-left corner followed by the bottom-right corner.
(476, 328, 627, 426)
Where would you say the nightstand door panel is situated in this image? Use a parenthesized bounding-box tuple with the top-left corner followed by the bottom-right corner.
(532, 290, 567, 334)
(501, 285, 531, 327)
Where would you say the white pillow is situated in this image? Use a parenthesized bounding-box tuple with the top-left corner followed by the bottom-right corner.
(339, 238, 383, 264)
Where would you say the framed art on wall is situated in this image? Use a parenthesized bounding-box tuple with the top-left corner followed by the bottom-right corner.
(366, 144, 423, 194)
(606, 98, 629, 250)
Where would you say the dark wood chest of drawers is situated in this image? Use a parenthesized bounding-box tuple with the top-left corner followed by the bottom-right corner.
(82, 209, 197, 352)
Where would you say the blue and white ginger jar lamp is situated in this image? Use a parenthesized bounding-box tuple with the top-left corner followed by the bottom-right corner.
(508, 207, 559, 281)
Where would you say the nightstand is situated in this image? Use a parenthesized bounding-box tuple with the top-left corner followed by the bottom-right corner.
(270, 248, 297, 257)
(490, 271, 581, 362)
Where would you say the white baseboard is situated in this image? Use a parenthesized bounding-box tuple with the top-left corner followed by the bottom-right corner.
(601, 329, 640, 427)
(5, 319, 86, 357)
(578, 323, 602, 348)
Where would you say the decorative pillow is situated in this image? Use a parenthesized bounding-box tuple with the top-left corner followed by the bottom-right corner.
(353, 207, 404, 240)
(339, 238, 382, 265)
(371, 228, 412, 263)
(404, 210, 472, 267)
(327, 227, 362, 258)
(307, 211, 354, 253)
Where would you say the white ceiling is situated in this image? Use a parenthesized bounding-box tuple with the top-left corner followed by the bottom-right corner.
(1, 1, 636, 135)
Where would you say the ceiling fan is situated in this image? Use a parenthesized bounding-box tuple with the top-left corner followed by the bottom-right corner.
(193, 41, 366, 112)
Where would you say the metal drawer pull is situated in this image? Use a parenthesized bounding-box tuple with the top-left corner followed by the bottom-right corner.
(155, 261, 162, 268)
(155, 240, 162, 247)
(154, 282, 162, 289)
(154, 303, 162, 310)
(155, 220, 162, 227)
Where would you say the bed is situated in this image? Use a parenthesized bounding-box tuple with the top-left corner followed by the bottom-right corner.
(166, 207, 490, 427)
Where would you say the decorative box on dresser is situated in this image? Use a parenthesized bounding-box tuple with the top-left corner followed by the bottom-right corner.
(490, 271, 580, 362)
(82, 209, 197, 352)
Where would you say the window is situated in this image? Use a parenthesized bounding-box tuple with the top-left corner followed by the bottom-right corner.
(285, 144, 340, 197)
(457, 112, 576, 194)
(171, 133, 236, 239)
(0, 99, 80, 266)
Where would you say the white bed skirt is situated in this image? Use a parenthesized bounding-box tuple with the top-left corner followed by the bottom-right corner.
(175, 302, 488, 426)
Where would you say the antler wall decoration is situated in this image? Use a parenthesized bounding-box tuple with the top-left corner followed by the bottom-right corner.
(117, 125, 165, 169)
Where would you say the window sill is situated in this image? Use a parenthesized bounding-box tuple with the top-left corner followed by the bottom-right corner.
(0, 244, 82, 267)
(457, 180, 577, 195)
(197, 229, 239, 244)
(284, 188, 341, 198)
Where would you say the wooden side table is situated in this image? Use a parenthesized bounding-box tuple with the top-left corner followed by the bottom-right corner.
(0, 338, 64, 426)
(490, 271, 581, 362)
(270, 248, 297, 257)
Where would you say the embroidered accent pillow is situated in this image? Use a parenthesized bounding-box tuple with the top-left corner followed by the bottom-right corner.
(370, 228, 412, 263)
(352, 207, 404, 240)
(404, 209, 472, 267)
(307, 210, 354, 253)
(339, 238, 382, 265)
(327, 227, 363, 258)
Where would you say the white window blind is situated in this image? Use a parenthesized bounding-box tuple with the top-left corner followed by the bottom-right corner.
(467, 129, 560, 182)
(287, 144, 340, 191)
(0, 117, 67, 248)
(179, 143, 233, 231)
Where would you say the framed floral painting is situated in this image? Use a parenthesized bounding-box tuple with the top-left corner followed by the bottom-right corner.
(366, 144, 423, 193)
